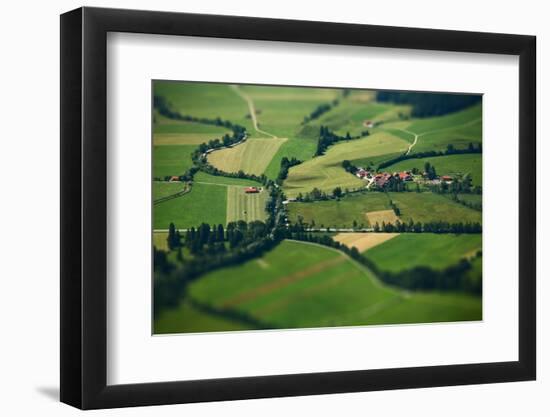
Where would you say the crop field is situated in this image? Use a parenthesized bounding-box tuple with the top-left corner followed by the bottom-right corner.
(226, 186, 268, 223)
(381, 104, 482, 154)
(153, 182, 227, 230)
(387, 192, 482, 224)
(152, 231, 169, 251)
(193, 171, 260, 187)
(207, 137, 287, 175)
(283, 131, 410, 197)
(366, 209, 400, 225)
(384, 154, 482, 187)
(287, 192, 391, 228)
(154, 174, 267, 229)
(153, 145, 196, 178)
(314, 100, 410, 137)
(154, 81, 257, 133)
(287, 191, 481, 227)
(153, 182, 186, 201)
(154, 240, 481, 333)
(333, 232, 399, 252)
(365, 233, 482, 272)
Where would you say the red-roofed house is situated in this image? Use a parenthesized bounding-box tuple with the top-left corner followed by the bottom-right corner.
(245, 187, 259, 193)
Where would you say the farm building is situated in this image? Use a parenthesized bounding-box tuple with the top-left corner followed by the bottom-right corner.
(244, 186, 260, 194)
(355, 168, 371, 179)
(441, 175, 453, 182)
(169, 176, 180, 182)
(398, 172, 412, 181)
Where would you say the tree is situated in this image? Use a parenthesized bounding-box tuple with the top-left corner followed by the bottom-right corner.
(167, 222, 180, 250)
(332, 186, 343, 198)
(216, 224, 225, 241)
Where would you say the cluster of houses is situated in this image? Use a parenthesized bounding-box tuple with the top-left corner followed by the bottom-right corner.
(355, 167, 454, 188)
(355, 168, 413, 188)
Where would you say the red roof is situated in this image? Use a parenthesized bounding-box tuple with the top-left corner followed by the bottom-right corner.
(244, 187, 259, 193)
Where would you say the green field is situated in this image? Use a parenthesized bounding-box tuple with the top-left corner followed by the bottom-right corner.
(388, 192, 482, 224)
(154, 81, 257, 134)
(384, 154, 482, 187)
(154, 240, 481, 333)
(365, 233, 482, 271)
(381, 104, 482, 154)
(154, 174, 267, 229)
(286, 191, 481, 228)
(153, 145, 196, 178)
(287, 192, 391, 228)
(193, 171, 260, 186)
(153, 182, 186, 201)
(154, 182, 227, 229)
(226, 186, 268, 223)
(283, 131, 410, 197)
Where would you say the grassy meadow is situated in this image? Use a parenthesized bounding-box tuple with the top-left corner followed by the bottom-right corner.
(286, 191, 481, 228)
(364, 233, 482, 271)
(154, 240, 481, 334)
(384, 154, 482, 187)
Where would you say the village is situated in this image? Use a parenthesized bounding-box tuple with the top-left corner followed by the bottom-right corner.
(354, 166, 454, 189)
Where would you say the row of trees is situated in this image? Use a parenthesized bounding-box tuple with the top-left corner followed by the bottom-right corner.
(302, 99, 339, 124)
(315, 126, 366, 156)
(276, 156, 302, 185)
(377, 142, 482, 170)
(154, 95, 242, 131)
(372, 219, 482, 234)
(376, 91, 481, 118)
(155, 219, 282, 314)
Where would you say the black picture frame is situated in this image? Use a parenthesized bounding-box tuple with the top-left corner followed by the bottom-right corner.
(60, 6, 536, 410)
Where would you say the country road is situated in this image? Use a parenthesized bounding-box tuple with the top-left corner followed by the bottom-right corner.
(405, 131, 419, 155)
(230, 85, 278, 139)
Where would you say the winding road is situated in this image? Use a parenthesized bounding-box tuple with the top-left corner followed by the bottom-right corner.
(230, 85, 278, 139)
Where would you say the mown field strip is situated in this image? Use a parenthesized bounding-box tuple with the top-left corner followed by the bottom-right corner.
(333, 232, 400, 252)
(208, 137, 287, 175)
(226, 185, 268, 224)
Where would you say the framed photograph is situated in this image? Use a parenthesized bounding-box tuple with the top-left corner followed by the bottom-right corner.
(60, 6, 536, 409)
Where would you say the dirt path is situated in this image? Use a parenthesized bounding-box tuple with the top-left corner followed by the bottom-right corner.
(404, 130, 419, 155)
(395, 117, 482, 156)
(230, 85, 278, 139)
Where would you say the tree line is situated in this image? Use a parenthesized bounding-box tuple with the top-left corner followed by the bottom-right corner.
(302, 99, 340, 124)
(315, 126, 368, 156)
(155, 219, 282, 314)
(372, 219, 482, 234)
(376, 91, 482, 118)
(276, 156, 302, 185)
(377, 142, 482, 170)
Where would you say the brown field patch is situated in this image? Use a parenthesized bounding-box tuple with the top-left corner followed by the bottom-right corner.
(333, 233, 400, 252)
(366, 209, 400, 226)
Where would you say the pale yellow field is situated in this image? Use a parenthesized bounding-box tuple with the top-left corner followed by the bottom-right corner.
(208, 137, 287, 175)
(152, 231, 169, 251)
(366, 209, 400, 225)
(226, 185, 268, 223)
(283, 131, 410, 197)
(154, 133, 229, 146)
(333, 232, 400, 252)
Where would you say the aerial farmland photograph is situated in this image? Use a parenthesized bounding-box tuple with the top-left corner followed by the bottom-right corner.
(152, 80, 483, 335)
